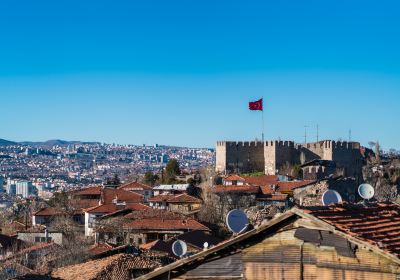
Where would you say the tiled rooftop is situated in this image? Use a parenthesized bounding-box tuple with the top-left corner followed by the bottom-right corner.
(51, 253, 160, 280)
(304, 203, 400, 257)
(212, 185, 260, 194)
(33, 207, 61, 216)
(124, 217, 209, 231)
(102, 188, 144, 204)
(118, 181, 153, 191)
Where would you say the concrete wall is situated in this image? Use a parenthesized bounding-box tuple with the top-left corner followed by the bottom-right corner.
(18, 232, 64, 245)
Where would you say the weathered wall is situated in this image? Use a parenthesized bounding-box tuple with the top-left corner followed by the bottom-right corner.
(216, 140, 363, 181)
(216, 141, 265, 174)
(264, 141, 298, 175)
(178, 226, 400, 280)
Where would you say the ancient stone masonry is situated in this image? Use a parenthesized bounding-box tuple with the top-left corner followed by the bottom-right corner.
(216, 140, 363, 182)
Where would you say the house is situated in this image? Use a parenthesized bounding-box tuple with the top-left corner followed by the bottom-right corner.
(153, 184, 190, 196)
(17, 228, 65, 245)
(148, 193, 202, 214)
(148, 194, 175, 210)
(0, 233, 24, 259)
(122, 210, 209, 245)
(222, 174, 279, 186)
(167, 194, 202, 214)
(136, 203, 400, 280)
(139, 230, 222, 257)
(118, 181, 153, 202)
(301, 159, 337, 180)
(51, 253, 160, 280)
(84, 202, 149, 237)
(32, 207, 85, 227)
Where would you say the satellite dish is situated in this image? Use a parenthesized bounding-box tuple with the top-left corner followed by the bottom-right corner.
(322, 190, 342, 206)
(203, 242, 209, 250)
(172, 240, 187, 257)
(358, 184, 375, 200)
(226, 209, 249, 234)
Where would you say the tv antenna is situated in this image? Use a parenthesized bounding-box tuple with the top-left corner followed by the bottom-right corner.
(322, 190, 342, 206)
(304, 125, 309, 144)
(226, 209, 249, 235)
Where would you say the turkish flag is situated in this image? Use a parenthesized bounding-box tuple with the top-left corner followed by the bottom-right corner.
(249, 98, 263, 111)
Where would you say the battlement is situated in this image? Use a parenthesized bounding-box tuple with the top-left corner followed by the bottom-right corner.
(301, 140, 361, 150)
(264, 140, 295, 148)
(216, 141, 265, 147)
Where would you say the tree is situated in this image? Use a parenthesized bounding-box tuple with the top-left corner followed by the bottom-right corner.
(105, 174, 121, 188)
(164, 159, 181, 183)
(143, 171, 159, 186)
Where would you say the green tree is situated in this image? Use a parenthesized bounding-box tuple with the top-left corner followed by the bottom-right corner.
(165, 159, 181, 183)
(105, 174, 121, 188)
(143, 171, 159, 186)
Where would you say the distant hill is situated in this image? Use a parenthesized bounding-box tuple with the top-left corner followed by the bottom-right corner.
(0, 139, 18, 146)
(1, 139, 100, 147)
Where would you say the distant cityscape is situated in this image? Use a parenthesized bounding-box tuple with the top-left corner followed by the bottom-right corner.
(0, 138, 214, 200)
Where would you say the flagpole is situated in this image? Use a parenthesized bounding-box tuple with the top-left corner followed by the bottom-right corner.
(261, 96, 264, 143)
(262, 106, 264, 142)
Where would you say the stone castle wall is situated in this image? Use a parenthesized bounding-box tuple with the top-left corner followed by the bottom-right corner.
(216, 140, 363, 181)
(216, 141, 265, 174)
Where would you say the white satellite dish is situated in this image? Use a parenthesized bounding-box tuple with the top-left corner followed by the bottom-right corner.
(322, 190, 342, 206)
(203, 242, 209, 250)
(172, 240, 187, 258)
(358, 183, 375, 200)
(226, 209, 249, 234)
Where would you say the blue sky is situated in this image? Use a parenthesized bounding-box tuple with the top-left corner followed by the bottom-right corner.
(0, 0, 399, 149)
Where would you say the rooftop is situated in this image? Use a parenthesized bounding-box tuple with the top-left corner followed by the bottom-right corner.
(303, 203, 400, 258)
(51, 253, 160, 280)
(118, 181, 153, 191)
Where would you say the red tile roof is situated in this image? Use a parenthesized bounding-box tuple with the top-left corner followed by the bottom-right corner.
(123, 209, 184, 220)
(73, 186, 102, 196)
(261, 180, 316, 194)
(52, 253, 160, 280)
(119, 181, 153, 191)
(212, 185, 260, 194)
(223, 174, 246, 181)
(148, 194, 176, 203)
(127, 203, 152, 211)
(102, 188, 144, 204)
(33, 207, 61, 216)
(149, 194, 201, 204)
(166, 194, 202, 204)
(257, 193, 288, 201)
(84, 203, 150, 214)
(242, 175, 279, 186)
(124, 218, 209, 231)
(223, 174, 279, 186)
(88, 243, 115, 255)
(304, 203, 400, 257)
(84, 204, 121, 214)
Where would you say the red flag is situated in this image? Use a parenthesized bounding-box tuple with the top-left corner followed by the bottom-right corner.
(249, 98, 263, 111)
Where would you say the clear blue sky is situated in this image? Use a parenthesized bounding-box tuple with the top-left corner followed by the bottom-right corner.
(0, 0, 399, 149)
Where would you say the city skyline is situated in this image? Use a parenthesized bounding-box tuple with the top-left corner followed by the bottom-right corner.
(1, 1, 400, 149)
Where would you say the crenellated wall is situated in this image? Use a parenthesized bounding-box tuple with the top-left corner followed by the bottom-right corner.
(264, 141, 298, 175)
(216, 141, 265, 174)
(216, 139, 363, 182)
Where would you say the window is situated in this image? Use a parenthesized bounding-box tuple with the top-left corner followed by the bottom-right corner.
(35, 237, 41, 242)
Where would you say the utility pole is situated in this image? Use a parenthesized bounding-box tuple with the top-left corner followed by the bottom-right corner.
(348, 129, 352, 142)
(316, 124, 319, 142)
